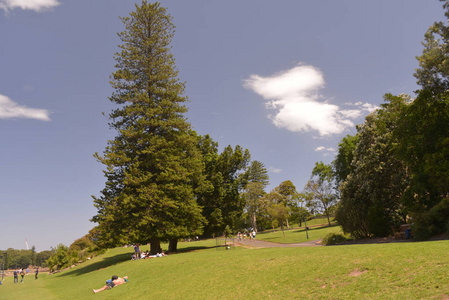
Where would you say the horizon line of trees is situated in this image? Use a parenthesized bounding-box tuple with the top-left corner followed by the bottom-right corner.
(0, 246, 52, 270)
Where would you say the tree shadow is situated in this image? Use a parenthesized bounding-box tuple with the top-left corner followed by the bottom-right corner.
(175, 246, 210, 253)
(57, 252, 131, 277)
(292, 224, 338, 233)
(56, 245, 215, 277)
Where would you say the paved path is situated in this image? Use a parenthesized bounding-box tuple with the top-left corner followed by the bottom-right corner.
(235, 238, 322, 248)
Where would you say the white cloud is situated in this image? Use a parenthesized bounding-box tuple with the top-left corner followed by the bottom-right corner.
(0, 0, 60, 12)
(268, 167, 282, 174)
(0, 94, 51, 121)
(244, 64, 377, 136)
(315, 146, 336, 152)
(345, 101, 379, 114)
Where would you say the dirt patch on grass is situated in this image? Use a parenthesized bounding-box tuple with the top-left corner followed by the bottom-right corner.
(349, 269, 368, 277)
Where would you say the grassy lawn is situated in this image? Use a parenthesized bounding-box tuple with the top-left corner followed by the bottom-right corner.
(1, 240, 449, 299)
(298, 216, 335, 227)
(256, 225, 343, 243)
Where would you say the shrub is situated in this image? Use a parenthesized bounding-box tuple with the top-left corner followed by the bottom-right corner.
(412, 197, 449, 240)
(321, 233, 350, 245)
(367, 204, 391, 237)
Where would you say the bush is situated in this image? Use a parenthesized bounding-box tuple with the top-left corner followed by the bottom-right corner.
(367, 204, 391, 237)
(412, 197, 449, 240)
(321, 233, 350, 245)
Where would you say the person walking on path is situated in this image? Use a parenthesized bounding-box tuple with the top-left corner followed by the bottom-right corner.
(20, 269, 25, 283)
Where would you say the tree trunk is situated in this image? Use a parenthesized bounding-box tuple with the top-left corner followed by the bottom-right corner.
(281, 222, 285, 237)
(168, 238, 178, 253)
(252, 212, 257, 232)
(325, 208, 331, 226)
(150, 238, 161, 255)
(286, 218, 290, 229)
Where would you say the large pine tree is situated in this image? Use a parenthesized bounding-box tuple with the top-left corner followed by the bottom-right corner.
(92, 1, 205, 253)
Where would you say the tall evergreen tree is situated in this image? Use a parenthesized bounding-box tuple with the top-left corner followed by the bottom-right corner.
(243, 160, 269, 231)
(92, 1, 205, 253)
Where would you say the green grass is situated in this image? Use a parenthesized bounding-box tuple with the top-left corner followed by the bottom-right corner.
(256, 225, 342, 243)
(1, 240, 449, 299)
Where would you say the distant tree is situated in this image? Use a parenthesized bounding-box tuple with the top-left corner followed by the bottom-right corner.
(264, 181, 297, 236)
(28, 246, 37, 266)
(242, 160, 269, 231)
(265, 191, 290, 237)
(304, 162, 337, 226)
(274, 180, 298, 229)
(224, 225, 233, 246)
(46, 244, 70, 272)
(36, 250, 53, 267)
(92, 1, 205, 254)
(246, 160, 269, 186)
(290, 202, 310, 228)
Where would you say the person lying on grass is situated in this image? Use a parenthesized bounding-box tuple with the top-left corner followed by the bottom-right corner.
(93, 275, 129, 294)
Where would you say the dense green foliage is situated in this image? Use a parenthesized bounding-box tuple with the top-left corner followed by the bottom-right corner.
(195, 134, 251, 237)
(333, 134, 358, 186)
(335, 95, 410, 238)
(0, 246, 51, 269)
(414, 0, 449, 93)
(333, 1, 449, 240)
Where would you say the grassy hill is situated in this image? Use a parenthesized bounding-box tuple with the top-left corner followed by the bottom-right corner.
(1, 237, 449, 299)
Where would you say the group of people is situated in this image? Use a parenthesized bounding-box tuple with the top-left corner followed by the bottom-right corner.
(12, 268, 39, 283)
(237, 230, 256, 241)
(131, 250, 167, 260)
(131, 244, 167, 260)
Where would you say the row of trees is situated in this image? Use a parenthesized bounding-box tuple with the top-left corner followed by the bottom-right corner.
(333, 0, 449, 240)
(0, 247, 52, 270)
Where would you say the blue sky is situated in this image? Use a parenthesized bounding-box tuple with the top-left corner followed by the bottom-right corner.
(0, 0, 443, 251)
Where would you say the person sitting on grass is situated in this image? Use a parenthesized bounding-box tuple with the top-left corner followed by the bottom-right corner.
(93, 275, 129, 294)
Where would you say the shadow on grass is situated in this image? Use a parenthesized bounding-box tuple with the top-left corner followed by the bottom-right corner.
(57, 245, 217, 277)
(292, 224, 339, 233)
(259, 225, 339, 242)
(57, 252, 131, 277)
(175, 246, 211, 253)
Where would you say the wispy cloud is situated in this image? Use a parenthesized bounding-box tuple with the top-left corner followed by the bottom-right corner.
(268, 167, 282, 174)
(0, 94, 51, 121)
(0, 0, 60, 12)
(315, 146, 336, 152)
(244, 64, 377, 136)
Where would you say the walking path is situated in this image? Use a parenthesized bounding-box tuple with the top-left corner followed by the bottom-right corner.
(236, 238, 322, 248)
